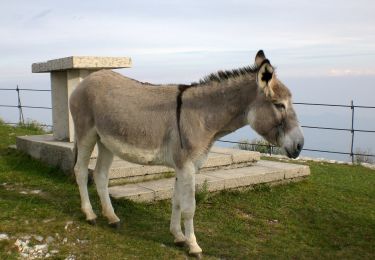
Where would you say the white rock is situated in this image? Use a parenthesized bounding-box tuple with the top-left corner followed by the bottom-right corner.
(30, 190, 42, 194)
(43, 218, 55, 223)
(46, 236, 55, 243)
(64, 221, 73, 230)
(14, 239, 30, 252)
(19, 191, 28, 194)
(50, 249, 59, 254)
(14, 239, 21, 248)
(14, 239, 23, 247)
(34, 244, 48, 252)
(33, 235, 44, 242)
(20, 252, 29, 258)
(65, 254, 76, 260)
(76, 238, 86, 244)
(0, 233, 9, 241)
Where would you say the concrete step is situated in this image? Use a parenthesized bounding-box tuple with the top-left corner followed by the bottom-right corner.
(109, 160, 310, 202)
(88, 147, 260, 184)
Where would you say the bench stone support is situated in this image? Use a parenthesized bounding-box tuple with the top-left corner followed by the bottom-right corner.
(32, 56, 132, 142)
(51, 69, 96, 141)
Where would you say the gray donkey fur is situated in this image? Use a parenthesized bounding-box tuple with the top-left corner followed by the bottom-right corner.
(69, 50, 304, 257)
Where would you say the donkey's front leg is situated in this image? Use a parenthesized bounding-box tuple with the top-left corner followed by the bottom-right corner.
(173, 162, 202, 256)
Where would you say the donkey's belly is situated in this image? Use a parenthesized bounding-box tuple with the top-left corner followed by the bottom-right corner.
(100, 135, 167, 166)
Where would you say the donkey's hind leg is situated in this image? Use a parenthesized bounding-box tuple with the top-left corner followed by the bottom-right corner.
(74, 129, 97, 224)
(170, 179, 186, 246)
(93, 141, 120, 227)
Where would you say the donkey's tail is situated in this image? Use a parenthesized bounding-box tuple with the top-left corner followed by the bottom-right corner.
(72, 138, 78, 174)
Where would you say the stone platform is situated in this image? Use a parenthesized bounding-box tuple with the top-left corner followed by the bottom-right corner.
(109, 160, 310, 202)
(16, 135, 75, 172)
(90, 147, 260, 185)
(16, 134, 310, 203)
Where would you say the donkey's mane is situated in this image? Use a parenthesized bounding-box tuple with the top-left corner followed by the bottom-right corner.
(193, 65, 258, 85)
(176, 64, 259, 148)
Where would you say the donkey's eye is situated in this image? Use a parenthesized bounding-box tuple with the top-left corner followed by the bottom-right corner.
(274, 103, 286, 110)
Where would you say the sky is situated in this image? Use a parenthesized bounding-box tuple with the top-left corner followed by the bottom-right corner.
(0, 0, 374, 160)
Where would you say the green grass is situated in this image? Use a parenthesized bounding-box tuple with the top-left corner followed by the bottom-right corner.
(0, 121, 374, 259)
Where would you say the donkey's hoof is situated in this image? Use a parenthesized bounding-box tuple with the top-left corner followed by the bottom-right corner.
(109, 221, 121, 230)
(189, 252, 203, 259)
(87, 219, 97, 226)
(174, 240, 186, 247)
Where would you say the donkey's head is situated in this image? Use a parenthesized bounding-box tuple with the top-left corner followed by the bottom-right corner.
(247, 50, 304, 158)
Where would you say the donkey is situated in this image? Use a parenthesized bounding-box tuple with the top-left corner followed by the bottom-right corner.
(69, 50, 304, 257)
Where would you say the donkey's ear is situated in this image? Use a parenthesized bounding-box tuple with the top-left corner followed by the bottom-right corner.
(256, 60, 275, 98)
(255, 50, 266, 67)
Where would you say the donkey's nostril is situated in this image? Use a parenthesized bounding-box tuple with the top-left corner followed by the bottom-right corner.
(296, 142, 303, 152)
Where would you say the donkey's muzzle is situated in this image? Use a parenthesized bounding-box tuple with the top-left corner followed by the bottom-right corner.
(283, 127, 304, 159)
(285, 139, 304, 159)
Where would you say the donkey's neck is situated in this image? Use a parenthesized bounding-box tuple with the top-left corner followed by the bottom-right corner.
(183, 75, 258, 141)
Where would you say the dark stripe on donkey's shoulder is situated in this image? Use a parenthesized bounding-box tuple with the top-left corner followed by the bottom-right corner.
(176, 84, 193, 149)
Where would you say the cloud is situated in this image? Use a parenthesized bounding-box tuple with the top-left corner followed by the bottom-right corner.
(31, 9, 53, 20)
(328, 68, 375, 77)
(0, 0, 375, 81)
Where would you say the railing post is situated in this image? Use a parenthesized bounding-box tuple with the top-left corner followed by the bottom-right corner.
(350, 100, 355, 163)
(16, 85, 24, 125)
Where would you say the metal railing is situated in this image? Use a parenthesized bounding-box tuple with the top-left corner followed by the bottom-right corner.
(218, 101, 375, 162)
(1, 86, 375, 162)
(0, 86, 52, 128)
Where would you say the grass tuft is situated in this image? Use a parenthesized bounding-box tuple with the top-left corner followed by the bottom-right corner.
(196, 179, 210, 204)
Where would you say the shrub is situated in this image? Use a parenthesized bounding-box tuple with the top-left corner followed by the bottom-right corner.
(196, 179, 209, 204)
(236, 138, 282, 155)
(354, 148, 374, 164)
(18, 120, 46, 132)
